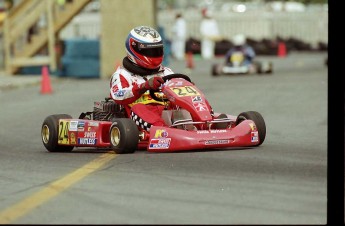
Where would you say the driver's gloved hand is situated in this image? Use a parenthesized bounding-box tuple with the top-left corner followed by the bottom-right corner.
(144, 76, 164, 90)
(133, 76, 164, 97)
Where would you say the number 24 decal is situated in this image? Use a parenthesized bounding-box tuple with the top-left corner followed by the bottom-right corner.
(58, 120, 70, 144)
(171, 86, 199, 96)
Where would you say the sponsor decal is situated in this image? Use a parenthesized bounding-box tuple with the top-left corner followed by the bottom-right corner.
(197, 130, 227, 134)
(112, 86, 119, 93)
(192, 96, 202, 102)
(115, 90, 125, 97)
(211, 129, 227, 133)
(249, 123, 256, 131)
(128, 93, 164, 107)
(149, 138, 171, 149)
(251, 131, 259, 142)
(69, 120, 78, 131)
(78, 138, 97, 145)
(70, 132, 76, 145)
(205, 139, 230, 145)
(88, 121, 99, 127)
(193, 102, 208, 112)
(89, 121, 99, 126)
(196, 129, 227, 134)
(78, 121, 85, 131)
(154, 129, 168, 138)
(84, 131, 96, 138)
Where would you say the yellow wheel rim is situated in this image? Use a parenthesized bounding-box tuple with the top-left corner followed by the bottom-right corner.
(110, 127, 120, 146)
(42, 125, 50, 144)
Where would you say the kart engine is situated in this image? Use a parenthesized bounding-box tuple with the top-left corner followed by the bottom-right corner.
(79, 98, 125, 121)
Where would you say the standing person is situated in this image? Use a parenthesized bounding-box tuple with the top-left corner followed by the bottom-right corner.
(199, 8, 220, 59)
(171, 13, 187, 60)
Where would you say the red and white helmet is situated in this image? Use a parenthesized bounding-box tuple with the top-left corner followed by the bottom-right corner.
(125, 26, 164, 69)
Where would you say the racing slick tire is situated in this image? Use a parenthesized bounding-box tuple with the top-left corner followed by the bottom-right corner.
(235, 111, 266, 146)
(253, 61, 263, 74)
(110, 118, 139, 154)
(261, 61, 273, 74)
(41, 114, 74, 152)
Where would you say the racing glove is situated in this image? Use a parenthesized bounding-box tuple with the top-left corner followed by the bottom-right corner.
(133, 76, 164, 97)
(144, 76, 164, 90)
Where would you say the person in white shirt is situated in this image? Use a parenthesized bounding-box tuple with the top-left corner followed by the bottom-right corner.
(199, 8, 220, 59)
(171, 13, 187, 60)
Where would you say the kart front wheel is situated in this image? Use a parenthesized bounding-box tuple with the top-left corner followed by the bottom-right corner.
(41, 114, 74, 152)
(253, 61, 263, 74)
(264, 62, 273, 74)
(235, 111, 266, 146)
(212, 64, 219, 76)
(110, 118, 139, 154)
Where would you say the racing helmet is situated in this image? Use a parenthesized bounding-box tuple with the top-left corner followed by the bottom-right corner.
(232, 34, 246, 46)
(125, 26, 164, 69)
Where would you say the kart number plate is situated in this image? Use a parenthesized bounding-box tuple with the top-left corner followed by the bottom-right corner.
(230, 52, 244, 63)
(170, 86, 199, 97)
(58, 119, 71, 145)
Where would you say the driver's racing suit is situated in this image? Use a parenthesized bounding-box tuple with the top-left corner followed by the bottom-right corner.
(110, 64, 174, 132)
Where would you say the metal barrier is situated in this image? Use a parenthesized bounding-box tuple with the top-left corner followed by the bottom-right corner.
(0, 8, 328, 71)
(157, 9, 328, 47)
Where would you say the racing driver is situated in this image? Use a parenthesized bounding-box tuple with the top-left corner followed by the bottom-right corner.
(109, 26, 214, 132)
(225, 33, 256, 67)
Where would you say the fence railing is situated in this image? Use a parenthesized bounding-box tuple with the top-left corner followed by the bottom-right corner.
(157, 9, 328, 47)
(0, 8, 328, 71)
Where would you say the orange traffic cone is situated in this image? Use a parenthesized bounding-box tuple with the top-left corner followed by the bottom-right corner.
(277, 41, 287, 58)
(186, 51, 194, 69)
(40, 66, 52, 94)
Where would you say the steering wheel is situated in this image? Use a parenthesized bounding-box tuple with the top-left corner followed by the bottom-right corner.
(149, 73, 192, 102)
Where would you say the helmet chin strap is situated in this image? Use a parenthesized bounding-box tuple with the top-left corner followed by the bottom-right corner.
(122, 57, 161, 76)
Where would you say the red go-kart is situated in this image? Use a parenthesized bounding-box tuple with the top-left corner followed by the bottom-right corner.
(41, 74, 266, 153)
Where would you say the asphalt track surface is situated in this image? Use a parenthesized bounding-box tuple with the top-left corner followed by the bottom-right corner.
(0, 52, 329, 224)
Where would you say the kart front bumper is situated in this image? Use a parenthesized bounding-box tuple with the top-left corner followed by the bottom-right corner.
(147, 119, 260, 152)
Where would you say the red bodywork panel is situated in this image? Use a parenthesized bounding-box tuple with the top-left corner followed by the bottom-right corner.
(147, 119, 259, 152)
(163, 79, 213, 122)
(57, 118, 259, 152)
(57, 119, 112, 148)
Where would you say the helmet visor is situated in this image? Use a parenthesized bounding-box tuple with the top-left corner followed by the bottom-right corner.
(132, 41, 164, 58)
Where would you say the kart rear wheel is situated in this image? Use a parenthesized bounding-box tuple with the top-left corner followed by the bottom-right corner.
(265, 62, 273, 74)
(235, 111, 266, 146)
(41, 114, 74, 152)
(110, 118, 139, 154)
